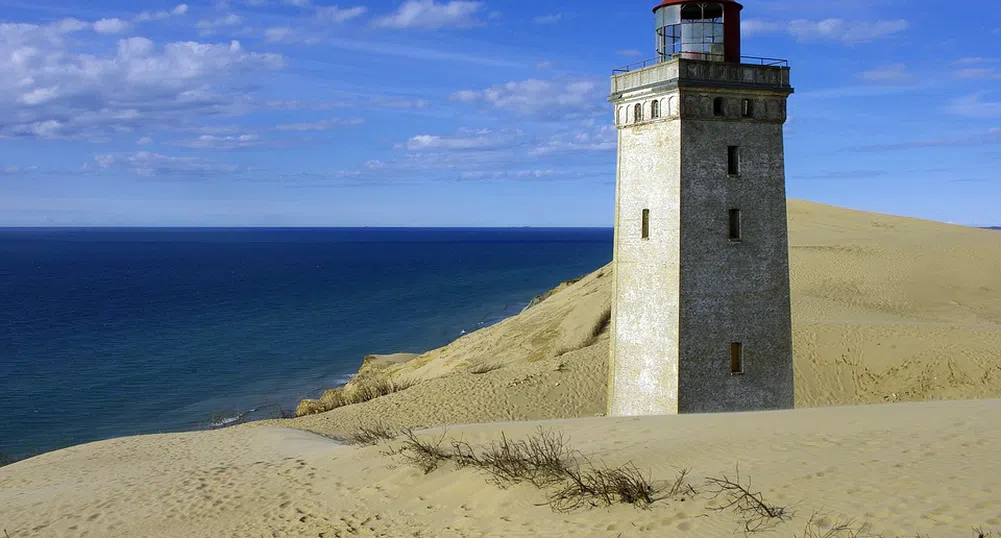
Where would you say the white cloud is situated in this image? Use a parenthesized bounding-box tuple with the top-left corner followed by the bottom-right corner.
(451, 79, 605, 119)
(283, 0, 312, 6)
(535, 60, 553, 70)
(858, 63, 912, 83)
(174, 133, 262, 150)
(196, 13, 243, 34)
(374, 0, 483, 30)
(93, 18, 131, 34)
(0, 165, 39, 175)
(460, 169, 558, 180)
(948, 93, 1001, 119)
(616, 49, 643, 58)
(275, 118, 364, 131)
(316, 5, 367, 23)
(137, 137, 154, 146)
(136, 4, 189, 22)
(91, 152, 243, 176)
(530, 125, 616, 155)
(533, 13, 562, 24)
(953, 67, 1001, 80)
(1, 24, 284, 140)
(406, 132, 497, 150)
(743, 18, 908, 43)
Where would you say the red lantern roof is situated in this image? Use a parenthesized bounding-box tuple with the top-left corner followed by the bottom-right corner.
(653, 0, 743, 11)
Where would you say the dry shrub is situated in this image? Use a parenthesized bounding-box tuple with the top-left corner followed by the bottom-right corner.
(469, 362, 505, 375)
(392, 427, 663, 512)
(347, 423, 402, 446)
(797, 512, 876, 538)
(390, 429, 452, 474)
(547, 459, 657, 513)
(705, 466, 792, 534)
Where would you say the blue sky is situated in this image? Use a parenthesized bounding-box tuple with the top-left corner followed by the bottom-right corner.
(1, 0, 999, 227)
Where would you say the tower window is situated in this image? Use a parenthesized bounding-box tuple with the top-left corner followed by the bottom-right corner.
(641, 209, 650, 239)
(634, 103, 643, 122)
(713, 97, 724, 117)
(730, 343, 744, 375)
(651, 100, 660, 119)
(727, 146, 740, 176)
(742, 99, 754, 118)
(729, 208, 742, 241)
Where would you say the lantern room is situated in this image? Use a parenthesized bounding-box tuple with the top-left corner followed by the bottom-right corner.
(654, 0, 742, 63)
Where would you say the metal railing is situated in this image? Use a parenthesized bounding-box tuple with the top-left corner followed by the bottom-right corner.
(612, 53, 789, 75)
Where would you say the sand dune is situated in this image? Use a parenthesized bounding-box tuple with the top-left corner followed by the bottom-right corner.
(2, 200, 1001, 537)
(287, 200, 1001, 438)
(3, 400, 1001, 537)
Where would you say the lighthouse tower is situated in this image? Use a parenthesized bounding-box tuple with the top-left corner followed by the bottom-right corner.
(607, 0, 794, 416)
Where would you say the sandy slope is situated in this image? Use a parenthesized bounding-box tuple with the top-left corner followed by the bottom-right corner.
(2, 200, 1001, 537)
(286, 200, 1001, 438)
(3, 400, 1001, 537)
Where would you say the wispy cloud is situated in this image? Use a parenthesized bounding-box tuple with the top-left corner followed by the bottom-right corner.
(533, 13, 562, 24)
(324, 37, 522, 67)
(948, 94, 1001, 118)
(276, 118, 365, 131)
(196, 13, 243, 35)
(374, 0, 484, 30)
(135, 4, 188, 22)
(851, 128, 1001, 151)
(172, 133, 263, 150)
(451, 79, 605, 119)
(89, 152, 245, 177)
(858, 63, 912, 83)
(743, 18, 908, 43)
(315, 5, 367, 23)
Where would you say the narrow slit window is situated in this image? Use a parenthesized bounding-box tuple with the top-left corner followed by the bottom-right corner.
(742, 98, 754, 118)
(730, 343, 744, 375)
(727, 145, 740, 176)
(634, 103, 643, 122)
(713, 97, 724, 117)
(729, 208, 742, 241)
(641, 209, 650, 239)
(651, 100, 660, 119)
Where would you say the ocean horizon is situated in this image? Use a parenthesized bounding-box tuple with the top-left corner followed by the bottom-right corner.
(0, 227, 612, 461)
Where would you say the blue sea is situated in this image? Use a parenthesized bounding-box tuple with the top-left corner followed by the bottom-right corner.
(0, 228, 612, 461)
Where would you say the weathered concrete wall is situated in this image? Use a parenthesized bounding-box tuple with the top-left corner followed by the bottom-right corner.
(609, 94, 682, 417)
(677, 117, 794, 413)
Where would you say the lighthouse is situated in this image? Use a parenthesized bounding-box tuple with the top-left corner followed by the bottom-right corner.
(607, 0, 795, 416)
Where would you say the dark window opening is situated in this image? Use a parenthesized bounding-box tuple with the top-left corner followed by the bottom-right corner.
(641, 209, 650, 239)
(713, 97, 724, 117)
(651, 100, 660, 119)
(742, 99, 754, 118)
(729, 208, 742, 241)
(727, 145, 739, 176)
(730, 343, 744, 375)
(634, 103, 643, 122)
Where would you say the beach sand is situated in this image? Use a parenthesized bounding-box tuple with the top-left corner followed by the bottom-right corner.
(2, 200, 1000, 537)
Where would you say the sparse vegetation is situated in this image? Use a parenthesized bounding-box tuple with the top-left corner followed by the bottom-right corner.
(301, 377, 420, 417)
(391, 427, 669, 512)
(468, 362, 505, 375)
(797, 512, 875, 538)
(704, 466, 793, 534)
(0, 453, 15, 468)
(346, 423, 402, 446)
(389, 429, 452, 474)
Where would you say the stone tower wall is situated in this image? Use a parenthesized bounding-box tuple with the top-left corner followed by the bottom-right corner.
(608, 58, 794, 416)
(609, 104, 682, 416)
(677, 116, 794, 413)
